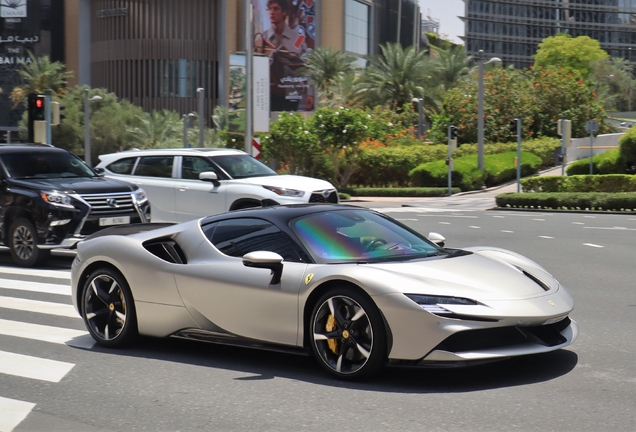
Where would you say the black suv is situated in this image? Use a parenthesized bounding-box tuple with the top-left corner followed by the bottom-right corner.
(0, 144, 151, 267)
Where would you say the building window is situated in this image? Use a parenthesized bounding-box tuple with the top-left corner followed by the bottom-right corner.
(345, 0, 370, 65)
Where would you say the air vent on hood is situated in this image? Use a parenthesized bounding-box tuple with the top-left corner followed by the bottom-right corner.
(521, 269, 550, 291)
(143, 237, 187, 264)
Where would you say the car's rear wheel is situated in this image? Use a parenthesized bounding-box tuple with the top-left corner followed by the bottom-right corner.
(81, 268, 138, 347)
(8, 218, 50, 267)
(309, 287, 387, 380)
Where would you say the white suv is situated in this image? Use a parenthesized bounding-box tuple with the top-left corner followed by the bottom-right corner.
(95, 148, 339, 223)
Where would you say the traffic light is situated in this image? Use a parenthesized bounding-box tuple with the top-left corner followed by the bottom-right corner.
(510, 118, 519, 135)
(449, 126, 458, 140)
(27, 94, 46, 143)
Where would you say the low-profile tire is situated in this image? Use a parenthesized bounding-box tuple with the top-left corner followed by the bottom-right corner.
(81, 268, 138, 347)
(309, 287, 387, 380)
(8, 217, 50, 267)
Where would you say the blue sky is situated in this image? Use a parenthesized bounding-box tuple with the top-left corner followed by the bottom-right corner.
(419, 0, 465, 44)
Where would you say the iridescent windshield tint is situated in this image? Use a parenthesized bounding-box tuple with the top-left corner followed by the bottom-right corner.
(292, 209, 443, 263)
(212, 154, 277, 179)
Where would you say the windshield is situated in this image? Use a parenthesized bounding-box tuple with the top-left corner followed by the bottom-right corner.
(291, 209, 445, 263)
(2, 151, 95, 179)
(212, 154, 277, 179)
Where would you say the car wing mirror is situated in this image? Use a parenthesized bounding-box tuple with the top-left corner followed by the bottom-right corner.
(242, 251, 284, 285)
(94, 167, 105, 176)
(199, 171, 220, 185)
(427, 232, 446, 248)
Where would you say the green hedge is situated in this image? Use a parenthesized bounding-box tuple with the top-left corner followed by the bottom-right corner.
(341, 187, 460, 197)
(453, 137, 560, 169)
(566, 148, 623, 175)
(496, 192, 636, 211)
(619, 127, 636, 171)
(410, 151, 542, 191)
(521, 174, 636, 193)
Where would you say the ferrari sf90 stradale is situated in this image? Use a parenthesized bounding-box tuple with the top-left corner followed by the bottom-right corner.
(71, 205, 578, 379)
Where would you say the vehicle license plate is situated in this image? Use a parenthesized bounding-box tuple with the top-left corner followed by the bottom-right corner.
(99, 216, 130, 226)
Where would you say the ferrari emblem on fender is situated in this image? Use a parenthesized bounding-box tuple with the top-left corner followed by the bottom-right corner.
(305, 273, 314, 284)
(548, 300, 556, 306)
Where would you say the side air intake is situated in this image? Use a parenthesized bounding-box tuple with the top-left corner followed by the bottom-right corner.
(143, 237, 187, 264)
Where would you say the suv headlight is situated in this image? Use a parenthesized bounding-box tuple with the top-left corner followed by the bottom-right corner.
(133, 188, 148, 204)
(405, 294, 478, 315)
(41, 191, 73, 208)
(262, 185, 305, 197)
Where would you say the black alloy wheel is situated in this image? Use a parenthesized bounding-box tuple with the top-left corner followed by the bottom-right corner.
(8, 218, 50, 267)
(82, 268, 138, 347)
(310, 287, 387, 380)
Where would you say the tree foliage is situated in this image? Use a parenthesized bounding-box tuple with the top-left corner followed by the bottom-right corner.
(128, 110, 184, 149)
(297, 47, 358, 108)
(10, 52, 73, 107)
(533, 34, 609, 78)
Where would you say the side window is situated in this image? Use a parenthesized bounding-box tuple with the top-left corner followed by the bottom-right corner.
(181, 156, 218, 180)
(133, 156, 174, 178)
(107, 157, 138, 175)
(202, 218, 307, 262)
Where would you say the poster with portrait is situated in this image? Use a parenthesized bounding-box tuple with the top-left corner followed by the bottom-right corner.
(252, 0, 316, 112)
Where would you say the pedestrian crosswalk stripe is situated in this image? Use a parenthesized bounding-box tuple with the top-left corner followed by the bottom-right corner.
(0, 278, 70, 296)
(0, 318, 87, 344)
(0, 296, 78, 318)
(0, 266, 70, 281)
(0, 396, 36, 432)
(0, 350, 75, 382)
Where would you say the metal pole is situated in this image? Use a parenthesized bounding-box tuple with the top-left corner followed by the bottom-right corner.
(477, 50, 485, 171)
(418, 99, 423, 139)
(197, 88, 205, 147)
(590, 129, 594, 175)
(561, 117, 566, 176)
(396, 0, 402, 43)
(244, 0, 253, 155)
(84, 89, 91, 166)
(516, 118, 521, 193)
(44, 89, 52, 145)
(447, 123, 452, 197)
(183, 114, 188, 148)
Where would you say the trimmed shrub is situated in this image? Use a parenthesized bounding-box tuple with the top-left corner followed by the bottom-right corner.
(566, 148, 623, 175)
(521, 174, 636, 193)
(496, 192, 636, 211)
(452, 137, 560, 169)
(618, 126, 636, 172)
(410, 151, 541, 191)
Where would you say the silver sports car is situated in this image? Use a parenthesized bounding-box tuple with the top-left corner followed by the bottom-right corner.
(71, 204, 578, 380)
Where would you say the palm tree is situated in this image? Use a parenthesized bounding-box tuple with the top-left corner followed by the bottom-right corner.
(353, 43, 436, 111)
(128, 110, 183, 149)
(431, 45, 473, 91)
(297, 47, 358, 107)
(10, 51, 73, 107)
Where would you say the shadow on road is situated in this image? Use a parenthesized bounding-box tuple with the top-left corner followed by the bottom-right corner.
(79, 335, 578, 394)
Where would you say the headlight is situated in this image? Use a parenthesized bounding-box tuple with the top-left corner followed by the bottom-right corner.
(262, 185, 305, 197)
(405, 294, 478, 316)
(133, 188, 148, 203)
(41, 191, 73, 207)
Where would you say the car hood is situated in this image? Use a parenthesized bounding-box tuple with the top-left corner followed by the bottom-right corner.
(243, 175, 335, 191)
(364, 252, 557, 301)
(10, 177, 138, 194)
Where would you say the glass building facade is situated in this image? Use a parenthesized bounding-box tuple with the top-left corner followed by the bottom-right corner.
(464, 0, 636, 68)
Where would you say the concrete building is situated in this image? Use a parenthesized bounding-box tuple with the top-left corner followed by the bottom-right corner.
(1, 0, 421, 128)
(463, 0, 636, 69)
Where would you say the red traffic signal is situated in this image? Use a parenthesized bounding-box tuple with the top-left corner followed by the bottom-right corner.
(30, 94, 46, 121)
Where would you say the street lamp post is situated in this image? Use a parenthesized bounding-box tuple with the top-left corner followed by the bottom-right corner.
(412, 97, 423, 139)
(197, 88, 205, 147)
(84, 89, 103, 167)
(182, 113, 196, 148)
(605, 74, 614, 111)
(477, 50, 502, 172)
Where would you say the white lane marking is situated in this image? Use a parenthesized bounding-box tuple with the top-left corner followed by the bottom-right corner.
(584, 227, 636, 231)
(533, 218, 545, 221)
(583, 243, 604, 248)
(0, 396, 36, 432)
(539, 236, 554, 239)
(493, 215, 505, 218)
(0, 319, 87, 344)
(469, 226, 481, 229)
(0, 266, 70, 281)
(584, 215, 596, 218)
(0, 278, 70, 296)
(439, 222, 451, 225)
(572, 222, 585, 225)
(501, 230, 514, 233)
(0, 350, 75, 382)
(396, 218, 418, 221)
(417, 215, 479, 219)
(0, 296, 78, 318)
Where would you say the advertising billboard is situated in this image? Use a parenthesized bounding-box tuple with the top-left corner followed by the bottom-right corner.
(252, 0, 316, 112)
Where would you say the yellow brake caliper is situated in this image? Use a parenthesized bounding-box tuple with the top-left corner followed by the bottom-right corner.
(326, 314, 338, 354)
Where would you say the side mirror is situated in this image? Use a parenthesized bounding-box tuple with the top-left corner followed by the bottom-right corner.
(93, 167, 105, 175)
(242, 251, 284, 285)
(427, 232, 446, 248)
(199, 171, 220, 185)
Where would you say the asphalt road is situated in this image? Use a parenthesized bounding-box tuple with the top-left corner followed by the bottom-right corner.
(0, 209, 635, 432)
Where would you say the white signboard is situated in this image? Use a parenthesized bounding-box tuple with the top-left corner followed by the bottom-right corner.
(1, 0, 28, 18)
(253, 55, 270, 133)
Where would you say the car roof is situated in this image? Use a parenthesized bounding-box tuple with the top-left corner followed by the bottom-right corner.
(98, 147, 246, 162)
(200, 204, 369, 226)
(0, 144, 71, 154)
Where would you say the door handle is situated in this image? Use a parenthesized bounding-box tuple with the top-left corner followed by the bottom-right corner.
(178, 186, 188, 191)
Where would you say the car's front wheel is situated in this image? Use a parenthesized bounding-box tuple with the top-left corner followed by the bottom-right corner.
(81, 268, 138, 347)
(8, 217, 50, 267)
(309, 287, 387, 380)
